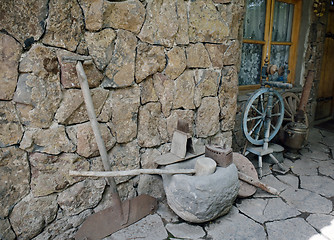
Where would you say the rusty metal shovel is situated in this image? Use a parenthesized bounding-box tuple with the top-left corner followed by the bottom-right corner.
(63, 56, 157, 240)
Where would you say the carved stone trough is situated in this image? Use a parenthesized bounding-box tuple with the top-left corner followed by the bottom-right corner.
(162, 157, 239, 223)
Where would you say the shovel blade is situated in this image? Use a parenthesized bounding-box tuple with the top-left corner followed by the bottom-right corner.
(75, 194, 157, 240)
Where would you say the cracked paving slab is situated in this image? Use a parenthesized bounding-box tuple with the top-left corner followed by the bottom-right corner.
(276, 174, 299, 189)
(266, 217, 322, 240)
(103, 214, 168, 240)
(237, 198, 300, 224)
(290, 157, 320, 176)
(165, 222, 206, 239)
(300, 175, 334, 198)
(280, 188, 333, 214)
(205, 206, 266, 240)
(253, 175, 289, 198)
(306, 214, 334, 240)
(318, 160, 334, 179)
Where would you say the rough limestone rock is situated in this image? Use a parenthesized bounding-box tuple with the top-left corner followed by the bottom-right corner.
(57, 179, 106, 216)
(110, 86, 140, 143)
(76, 122, 116, 158)
(139, 76, 159, 104)
(0, 101, 24, 147)
(219, 66, 238, 131)
(135, 42, 166, 83)
(194, 69, 220, 107)
(140, 148, 161, 169)
(0, 33, 22, 100)
(207, 40, 240, 67)
(205, 43, 229, 68)
(173, 70, 196, 110)
(138, 0, 188, 47)
(166, 110, 195, 140)
(104, 30, 137, 88)
(0, 0, 48, 48)
(186, 43, 211, 68)
(57, 50, 104, 88)
(108, 141, 140, 184)
(55, 88, 109, 125)
(163, 159, 239, 223)
(138, 174, 165, 200)
(10, 193, 58, 240)
(138, 102, 168, 147)
(0, 147, 30, 218)
(85, 29, 117, 70)
(189, 0, 229, 43)
(0, 218, 16, 240)
(219, 3, 244, 39)
(33, 209, 93, 240)
(19, 124, 75, 155)
(78, 0, 103, 31)
(14, 45, 61, 128)
(153, 73, 174, 117)
(196, 97, 220, 137)
(103, 0, 145, 34)
(43, 0, 84, 51)
(165, 46, 187, 80)
(29, 153, 89, 197)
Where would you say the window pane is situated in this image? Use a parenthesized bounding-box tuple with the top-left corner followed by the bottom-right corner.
(272, 1, 294, 42)
(239, 43, 263, 85)
(270, 45, 290, 66)
(243, 0, 267, 41)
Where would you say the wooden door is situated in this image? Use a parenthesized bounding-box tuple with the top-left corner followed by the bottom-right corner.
(316, 5, 334, 120)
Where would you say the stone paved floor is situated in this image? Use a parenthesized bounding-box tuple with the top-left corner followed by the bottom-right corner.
(104, 128, 334, 240)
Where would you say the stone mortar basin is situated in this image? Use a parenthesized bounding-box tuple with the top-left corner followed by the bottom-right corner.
(162, 157, 239, 223)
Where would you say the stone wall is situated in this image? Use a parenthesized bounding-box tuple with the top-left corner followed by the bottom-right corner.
(0, 0, 244, 238)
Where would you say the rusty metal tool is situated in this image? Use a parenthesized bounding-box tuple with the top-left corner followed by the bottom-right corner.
(205, 144, 233, 168)
(64, 56, 157, 240)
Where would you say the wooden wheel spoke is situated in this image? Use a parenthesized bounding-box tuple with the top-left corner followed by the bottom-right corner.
(284, 98, 293, 114)
(254, 120, 264, 140)
(251, 104, 263, 116)
(247, 115, 262, 122)
(249, 119, 263, 135)
(270, 122, 276, 131)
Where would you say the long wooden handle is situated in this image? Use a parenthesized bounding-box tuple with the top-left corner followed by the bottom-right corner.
(76, 61, 118, 192)
(70, 169, 196, 177)
(238, 172, 279, 195)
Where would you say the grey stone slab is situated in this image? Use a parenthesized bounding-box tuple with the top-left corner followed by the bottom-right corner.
(308, 150, 330, 161)
(260, 175, 289, 192)
(205, 207, 266, 240)
(103, 214, 168, 240)
(290, 158, 319, 176)
(276, 174, 299, 189)
(266, 218, 320, 240)
(253, 175, 289, 198)
(309, 142, 331, 154)
(308, 128, 323, 144)
(237, 198, 299, 224)
(322, 134, 334, 148)
(280, 188, 332, 214)
(166, 223, 205, 239)
(300, 175, 334, 198)
(318, 160, 334, 179)
(156, 201, 180, 223)
(306, 214, 334, 240)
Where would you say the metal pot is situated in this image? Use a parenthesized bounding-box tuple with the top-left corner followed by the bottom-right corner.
(282, 122, 309, 150)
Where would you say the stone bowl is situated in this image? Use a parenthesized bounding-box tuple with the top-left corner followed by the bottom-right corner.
(162, 158, 239, 223)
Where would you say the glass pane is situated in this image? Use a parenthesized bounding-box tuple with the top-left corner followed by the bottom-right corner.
(239, 43, 263, 86)
(272, 1, 294, 42)
(243, 0, 267, 41)
(270, 45, 290, 67)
